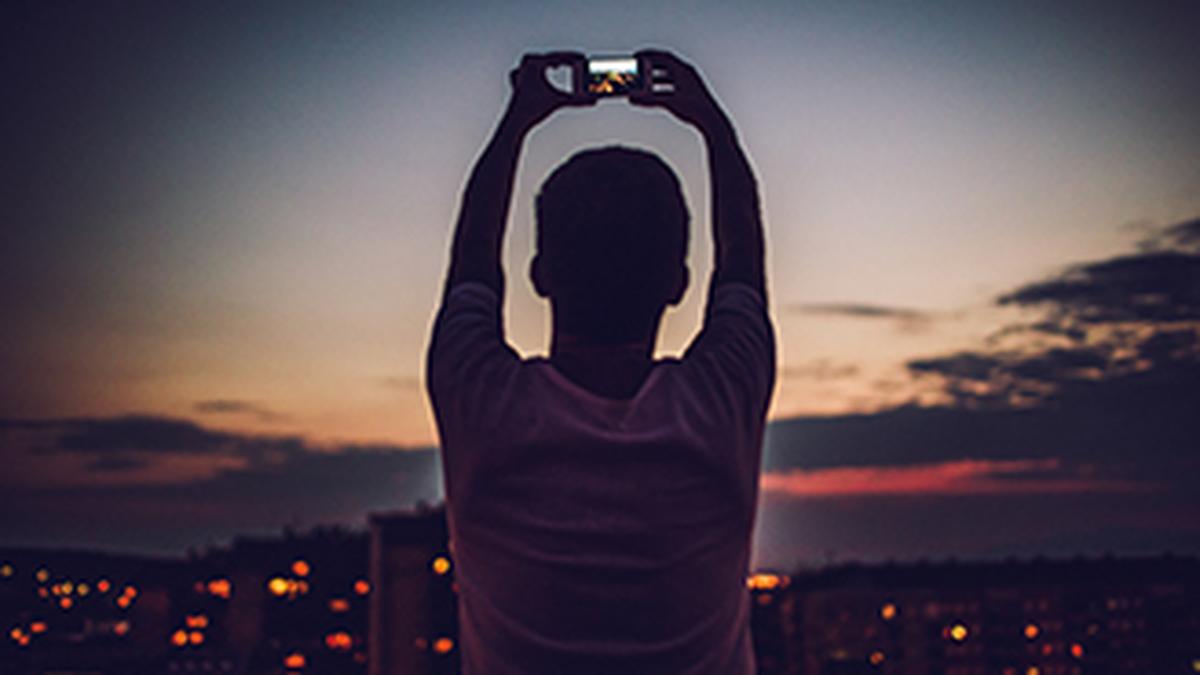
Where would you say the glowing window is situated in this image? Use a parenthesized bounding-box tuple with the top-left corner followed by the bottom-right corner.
(433, 637, 455, 654)
(880, 603, 897, 621)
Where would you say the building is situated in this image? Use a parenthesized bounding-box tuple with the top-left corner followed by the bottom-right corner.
(368, 504, 456, 675)
(780, 555, 1200, 675)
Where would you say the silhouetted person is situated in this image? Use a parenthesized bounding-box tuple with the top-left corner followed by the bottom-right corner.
(427, 49, 774, 675)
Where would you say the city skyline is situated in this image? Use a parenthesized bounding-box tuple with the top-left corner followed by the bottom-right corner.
(3, 1, 1199, 567)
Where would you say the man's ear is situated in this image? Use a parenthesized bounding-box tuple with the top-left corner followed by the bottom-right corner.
(666, 264, 689, 306)
(530, 254, 550, 298)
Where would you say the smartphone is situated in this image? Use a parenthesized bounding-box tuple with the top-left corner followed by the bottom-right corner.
(580, 55, 644, 97)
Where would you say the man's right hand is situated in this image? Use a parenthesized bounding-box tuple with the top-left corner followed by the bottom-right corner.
(630, 49, 730, 135)
(504, 52, 595, 134)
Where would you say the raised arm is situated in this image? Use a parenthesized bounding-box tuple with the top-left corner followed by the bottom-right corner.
(632, 50, 766, 301)
(442, 52, 594, 302)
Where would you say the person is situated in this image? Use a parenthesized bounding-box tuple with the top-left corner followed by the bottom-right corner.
(426, 48, 775, 675)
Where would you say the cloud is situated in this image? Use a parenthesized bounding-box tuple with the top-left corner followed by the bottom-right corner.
(792, 303, 933, 321)
(30, 415, 241, 455)
(908, 352, 1003, 381)
(194, 399, 288, 423)
(1136, 216, 1200, 253)
(906, 218, 1200, 410)
(781, 359, 860, 381)
(999, 251, 1200, 325)
(760, 458, 1153, 498)
(0, 414, 441, 552)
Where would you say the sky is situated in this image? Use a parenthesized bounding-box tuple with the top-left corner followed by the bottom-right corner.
(3, 0, 1199, 568)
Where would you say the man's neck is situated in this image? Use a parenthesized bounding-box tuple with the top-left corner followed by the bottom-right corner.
(548, 309, 661, 399)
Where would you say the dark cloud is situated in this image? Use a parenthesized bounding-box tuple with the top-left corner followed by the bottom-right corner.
(912, 218, 1200, 410)
(1004, 346, 1109, 381)
(43, 415, 239, 455)
(791, 302, 934, 322)
(1136, 216, 1200, 253)
(999, 251, 1200, 324)
(998, 217, 1200, 328)
(767, 361, 1200, 475)
(908, 352, 1002, 381)
(84, 455, 150, 473)
(759, 361, 1200, 564)
(194, 399, 288, 423)
(1, 415, 441, 552)
(771, 219, 1200, 475)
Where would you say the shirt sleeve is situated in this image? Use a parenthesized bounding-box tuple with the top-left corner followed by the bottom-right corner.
(681, 281, 777, 437)
(426, 282, 521, 444)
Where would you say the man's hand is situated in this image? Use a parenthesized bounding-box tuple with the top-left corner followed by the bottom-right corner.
(504, 52, 595, 133)
(633, 49, 764, 298)
(630, 49, 730, 135)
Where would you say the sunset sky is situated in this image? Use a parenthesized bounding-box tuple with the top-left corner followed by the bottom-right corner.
(4, 0, 1199, 567)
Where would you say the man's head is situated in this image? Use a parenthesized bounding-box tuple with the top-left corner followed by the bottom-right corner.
(531, 146, 689, 340)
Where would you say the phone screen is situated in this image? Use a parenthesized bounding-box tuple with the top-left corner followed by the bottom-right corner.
(587, 57, 641, 96)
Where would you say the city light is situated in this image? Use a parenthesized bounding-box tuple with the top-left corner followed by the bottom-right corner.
(1069, 642, 1084, 658)
(433, 637, 454, 654)
(325, 631, 353, 650)
(1023, 622, 1040, 640)
(354, 579, 371, 595)
(188, 630, 204, 646)
(114, 620, 130, 636)
(116, 595, 132, 609)
(869, 650, 885, 665)
(268, 576, 290, 597)
(880, 602, 897, 621)
(431, 555, 452, 575)
(77, 582, 90, 596)
(0, 563, 13, 578)
(1026, 667, 1040, 675)
(29, 621, 47, 634)
(329, 598, 350, 613)
(123, 585, 138, 598)
(283, 652, 306, 668)
(946, 622, 969, 642)
(186, 614, 209, 629)
(746, 573, 787, 590)
(35, 568, 49, 583)
(171, 629, 188, 647)
(207, 577, 233, 599)
(292, 559, 311, 577)
(59, 597, 74, 610)
(97, 578, 111, 593)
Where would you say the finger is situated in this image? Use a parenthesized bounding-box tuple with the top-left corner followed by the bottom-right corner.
(540, 50, 586, 66)
(635, 48, 674, 61)
(628, 90, 667, 108)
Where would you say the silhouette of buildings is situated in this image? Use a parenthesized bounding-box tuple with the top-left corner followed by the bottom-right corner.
(761, 555, 1200, 675)
(368, 506, 456, 675)
(3, 511, 1198, 675)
